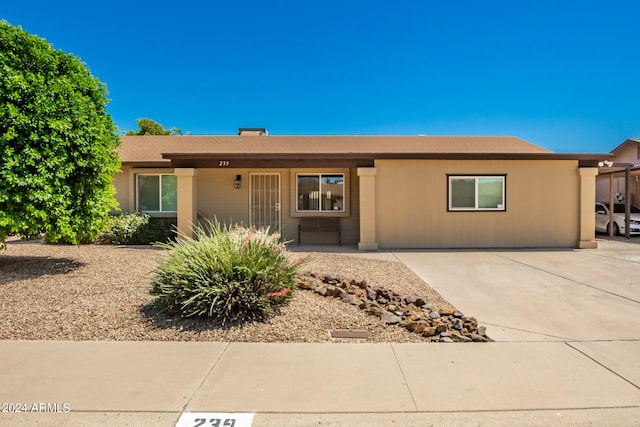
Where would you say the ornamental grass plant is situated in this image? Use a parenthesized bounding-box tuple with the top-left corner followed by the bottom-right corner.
(150, 220, 304, 325)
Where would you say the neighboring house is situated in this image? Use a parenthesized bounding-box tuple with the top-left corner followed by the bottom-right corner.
(115, 128, 607, 249)
(596, 138, 640, 207)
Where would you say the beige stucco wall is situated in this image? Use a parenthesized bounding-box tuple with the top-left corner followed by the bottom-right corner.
(374, 159, 581, 248)
(112, 167, 130, 212)
(113, 167, 361, 245)
(114, 160, 587, 248)
(195, 168, 253, 226)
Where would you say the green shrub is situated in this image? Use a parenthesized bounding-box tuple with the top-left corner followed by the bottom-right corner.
(96, 213, 176, 245)
(0, 21, 120, 248)
(150, 220, 305, 324)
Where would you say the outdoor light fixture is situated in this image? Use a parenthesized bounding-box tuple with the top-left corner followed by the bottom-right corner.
(234, 174, 242, 189)
(598, 160, 613, 167)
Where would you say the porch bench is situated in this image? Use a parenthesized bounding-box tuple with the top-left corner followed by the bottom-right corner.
(298, 217, 341, 245)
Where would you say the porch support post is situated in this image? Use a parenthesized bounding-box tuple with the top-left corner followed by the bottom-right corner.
(578, 167, 598, 249)
(357, 167, 378, 250)
(609, 174, 615, 236)
(174, 168, 198, 239)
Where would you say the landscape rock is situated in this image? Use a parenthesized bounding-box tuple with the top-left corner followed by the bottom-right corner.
(452, 332, 472, 342)
(325, 285, 338, 297)
(340, 293, 354, 303)
(367, 305, 384, 316)
(403, 295, 416, 305)
(470, 333, 487, 342)
(381, 311, 401, 325)
(422, 326, 438, 337)
(439, 306, 455, 316)
(295, 272, 491, 343)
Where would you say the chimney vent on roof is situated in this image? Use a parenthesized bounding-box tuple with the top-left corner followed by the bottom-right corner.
(238, 128, 268, 136)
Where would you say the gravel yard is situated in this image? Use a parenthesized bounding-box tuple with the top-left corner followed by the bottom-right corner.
(0, 240, 457, 343)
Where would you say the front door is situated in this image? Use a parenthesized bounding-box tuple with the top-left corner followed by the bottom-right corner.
(249, 173, 281, 233)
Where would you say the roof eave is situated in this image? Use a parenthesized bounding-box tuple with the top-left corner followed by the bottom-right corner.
(121, 161, 171, 168)
(161, 152, 611, 161)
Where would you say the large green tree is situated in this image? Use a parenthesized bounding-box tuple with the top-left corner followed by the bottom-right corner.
(126, 118, 183, 135)
(0, 21, 121, 248)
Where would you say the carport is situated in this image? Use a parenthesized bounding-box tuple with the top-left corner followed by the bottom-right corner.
(597, 161, 640, 239)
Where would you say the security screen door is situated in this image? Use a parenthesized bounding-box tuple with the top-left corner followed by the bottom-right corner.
(249, 173, 281, 233)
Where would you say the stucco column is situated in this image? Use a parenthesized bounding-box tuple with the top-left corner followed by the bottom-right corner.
(174, 168, 198, 239)
(358, 167, 378, 250)
(578, 167, 598, 249)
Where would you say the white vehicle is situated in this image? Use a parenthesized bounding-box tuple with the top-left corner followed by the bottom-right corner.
(595, 202, 640, 236)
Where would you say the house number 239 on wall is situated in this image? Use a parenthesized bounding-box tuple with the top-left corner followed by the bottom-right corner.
(218, 161, 230, 167)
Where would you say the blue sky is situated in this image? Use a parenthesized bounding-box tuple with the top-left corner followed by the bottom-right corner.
(3, 1, 639, 153)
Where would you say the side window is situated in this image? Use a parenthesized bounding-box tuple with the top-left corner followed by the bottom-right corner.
(448, 175, 506, 211)
(137, 174, 177, 212)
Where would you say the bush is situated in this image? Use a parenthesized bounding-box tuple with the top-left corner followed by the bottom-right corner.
(0, 21, 120, 247)
(96, 213, 176, 245)
(150, 220, 305, 324)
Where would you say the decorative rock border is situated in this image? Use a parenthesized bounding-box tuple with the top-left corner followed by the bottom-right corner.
(296, 272, 492, 343)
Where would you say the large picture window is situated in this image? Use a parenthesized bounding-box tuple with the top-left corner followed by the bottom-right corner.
(137, 174, 177, 212)
(448, 175, 505, 211)
(297, 173, 345, 212)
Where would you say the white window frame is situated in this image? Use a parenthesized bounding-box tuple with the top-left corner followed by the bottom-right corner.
(296, 173, 346, 213)
(448, 175, 506, 211)
(136, 174, 177, 213)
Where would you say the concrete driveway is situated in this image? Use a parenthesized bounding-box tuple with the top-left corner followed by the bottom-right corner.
(393, 239, 640, 342)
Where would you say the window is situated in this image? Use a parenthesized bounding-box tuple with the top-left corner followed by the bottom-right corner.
(448, 175, 505, 211)
(137, 174, 177, 212)
(297, 173, 345, 212)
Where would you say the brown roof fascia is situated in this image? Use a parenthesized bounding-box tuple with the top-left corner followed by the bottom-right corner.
(122, 161, 171, 168)
(162, 151, 611, 161)
(163, 152, 372, 160)
(374, 152, 610, 162)
(170, 158, 375, 169)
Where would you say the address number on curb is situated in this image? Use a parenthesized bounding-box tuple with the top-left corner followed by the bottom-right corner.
(176, 412, 255, 427)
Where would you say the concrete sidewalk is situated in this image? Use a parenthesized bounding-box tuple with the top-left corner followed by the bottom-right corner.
(2, 239, 640, 426)
(1, 340, 640, 426)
